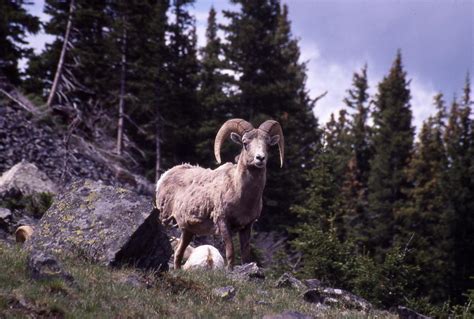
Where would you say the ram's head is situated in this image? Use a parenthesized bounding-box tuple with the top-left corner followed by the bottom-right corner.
(214, 119, 284, 169)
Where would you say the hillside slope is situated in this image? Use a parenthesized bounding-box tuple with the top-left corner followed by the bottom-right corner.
(0, 243, 395, 318)
(0, 90, 153, 194)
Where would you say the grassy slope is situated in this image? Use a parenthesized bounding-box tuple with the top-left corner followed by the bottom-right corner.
(0, 243, 394, 318)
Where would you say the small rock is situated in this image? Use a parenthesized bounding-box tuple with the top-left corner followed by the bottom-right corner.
(303, 289, 325, 304)
(118, 273, 152, 289)
(262, 310, 314, 319)
(212, 286, 236, 300)
(0, 207, 12, 228)
(231, 262, 265, 281)
(303, 278, 322, 289)
(27, 250, 74, 283)
(397, 306, 432, 319)
(275, 272, 306, 290)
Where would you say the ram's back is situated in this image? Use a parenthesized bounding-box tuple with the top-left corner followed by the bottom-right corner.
(155, 163, 235, 235)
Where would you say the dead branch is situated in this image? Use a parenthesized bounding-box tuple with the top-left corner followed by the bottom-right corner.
(47, 0, 75, 108)
(0, 88, 36, 113)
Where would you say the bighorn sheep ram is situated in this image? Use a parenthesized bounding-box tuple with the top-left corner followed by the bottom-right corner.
(156, 119, 284, 269)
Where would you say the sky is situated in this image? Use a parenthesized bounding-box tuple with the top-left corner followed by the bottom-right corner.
(25, 0, 473, 129)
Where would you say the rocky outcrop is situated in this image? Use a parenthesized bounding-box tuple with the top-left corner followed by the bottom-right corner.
(0, 104, 116, 185)
(26, 179, 172, 271)
(0, 103, 153, 194)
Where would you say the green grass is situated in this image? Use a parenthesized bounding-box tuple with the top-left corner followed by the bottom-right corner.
(0, 242, 395, 318)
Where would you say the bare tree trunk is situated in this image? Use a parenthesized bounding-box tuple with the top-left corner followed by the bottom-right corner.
(116, 22, 127, 155)
(47, 0, 75, 108)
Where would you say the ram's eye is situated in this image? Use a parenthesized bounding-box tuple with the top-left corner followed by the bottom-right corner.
(243, 142, 249, 150)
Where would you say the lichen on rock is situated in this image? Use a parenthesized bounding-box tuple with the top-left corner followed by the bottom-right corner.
(26, 179, 172, 272)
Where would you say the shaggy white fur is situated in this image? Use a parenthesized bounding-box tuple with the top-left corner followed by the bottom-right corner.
(183, 245, 225, 270)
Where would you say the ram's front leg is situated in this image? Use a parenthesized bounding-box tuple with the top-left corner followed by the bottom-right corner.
(239, 224, 252, 264)
(218, 219, 234, 270)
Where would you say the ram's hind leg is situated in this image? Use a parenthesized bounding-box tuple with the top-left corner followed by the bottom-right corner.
(174, 230, 193, 269)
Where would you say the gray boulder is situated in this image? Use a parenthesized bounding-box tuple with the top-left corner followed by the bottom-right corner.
(26, 179, 172, 271)
(0, 161, 57, 196)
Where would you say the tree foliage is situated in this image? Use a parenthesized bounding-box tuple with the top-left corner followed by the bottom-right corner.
(0, 0, 39, 85)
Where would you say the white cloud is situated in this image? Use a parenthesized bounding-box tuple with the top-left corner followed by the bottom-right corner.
(409, 78, 437, 130)
(300, 39, 363, 125)
(300, 38, 436, 132)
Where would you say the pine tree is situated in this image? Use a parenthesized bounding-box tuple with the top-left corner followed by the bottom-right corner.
(444, 74, 474, 302)
(157, 0, 200, 174)
(111, 0, 169, 180)
(342, 65, 372, 247)
(396, 93, 454, 303)
(222, 0, 280, 119)
(291, 132, 350, 282)
(195, 7, 231, 167)
(223, 1, 320, 229)
(367, 51, 414, 257)
(321, 110, 352, 238)
(0, 0, 39, 85)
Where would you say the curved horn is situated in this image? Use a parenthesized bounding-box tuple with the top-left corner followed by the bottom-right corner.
(259, 120, 285, 167)
(214, 119, 253, 164)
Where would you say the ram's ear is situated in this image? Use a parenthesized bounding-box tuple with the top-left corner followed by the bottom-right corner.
(230, 132, 242, 145)
(269, 135, 280, 146)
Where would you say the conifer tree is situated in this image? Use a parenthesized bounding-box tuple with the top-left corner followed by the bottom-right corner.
(396, 94, 454, 303)
(291, 123, 349, 282)
(342, 65, 372, 247)
(320, 110, 351, 238)
(223, 1, 320, 228)
(444, 74, 474, 302)
(112, 0, 169, 180)
(367, 51, 414, 257)
(0, 0, 39, 85)
(159, 0, 200, 172)
(196, 7, 231, 167)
